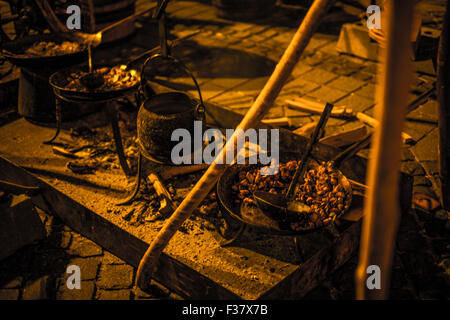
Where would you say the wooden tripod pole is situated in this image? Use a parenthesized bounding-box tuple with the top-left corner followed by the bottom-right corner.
(355, 0, 414, 299)
(135, 0, 336, 289)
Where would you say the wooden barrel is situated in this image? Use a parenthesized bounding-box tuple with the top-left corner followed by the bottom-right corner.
(212, 0, 277, 21)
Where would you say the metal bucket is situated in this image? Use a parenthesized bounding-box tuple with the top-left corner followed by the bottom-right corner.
(137, 54, 205, 164)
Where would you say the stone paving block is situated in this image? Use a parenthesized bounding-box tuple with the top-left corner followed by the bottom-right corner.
(263, 105, 285, 119)
(102, 251, 126, 265)
(335, 93, 374, 112)
(67, 234, 103, 258)
(209, 95, 255, 110)
(228, 107, 249, 115)
(317, 40, 339, 55)
(403, 121, 436, 143)
(66, 257, 100, 281)
(421, 160, 440, 175)
(320, 56, 365, 76)
(290, 61, 313, 77)
(401, 161, 425, 176)
(232, 76, 269, 91)
(96, 289, 131, 300)
(299, 68, 337, 85)
(327, 76, 365, 93)
(22, 276, 49, 300)
(408, 99, 438, 122)
(306, 86, 349, 104)
(97, 264, 134, 290)
(350, 70, 376, 83)
(282, 77, 320, 95)
(188, 81, 224, 101)
(56, 280, 95, 300)
(304, 36, 330, 53)
(302, 51, 333, 67)
(410, 127, 439, 162)
(0, 289, 19, 300)
(270, 31, 296, 45)
(353, 83, 376, 99)
(169, 3, 211, 20)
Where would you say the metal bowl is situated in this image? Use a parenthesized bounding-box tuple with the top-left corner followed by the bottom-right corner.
(216, 156, 353, 236)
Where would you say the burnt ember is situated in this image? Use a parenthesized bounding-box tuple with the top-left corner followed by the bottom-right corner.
(232, 160, 347, 230)
(64, 66, 139, 92)
(24, 41, 85, 57)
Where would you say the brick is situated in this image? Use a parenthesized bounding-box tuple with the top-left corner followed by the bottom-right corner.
(96, 289, 131, 300)
(56, 280, 95, 300)
(0, 289, 19, 300)
(97, 264, 134, 290)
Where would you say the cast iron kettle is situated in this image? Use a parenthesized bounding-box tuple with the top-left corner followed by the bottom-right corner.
(137, 53, 206, 164)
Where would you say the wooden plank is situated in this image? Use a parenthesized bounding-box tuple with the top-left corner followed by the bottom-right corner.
(0, 156, 239, 299)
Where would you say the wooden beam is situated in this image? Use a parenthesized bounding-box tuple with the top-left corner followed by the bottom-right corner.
(355, 0, 415, 300)
(0, 156, 239, 299)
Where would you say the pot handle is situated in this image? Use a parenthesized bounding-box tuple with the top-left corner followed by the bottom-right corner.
(140, 53, 205, 120)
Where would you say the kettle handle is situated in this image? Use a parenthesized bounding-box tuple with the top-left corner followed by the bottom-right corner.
(140, 53, 205, 120)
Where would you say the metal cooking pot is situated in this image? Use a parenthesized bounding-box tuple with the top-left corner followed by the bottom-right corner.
(137, 54, 205, 164)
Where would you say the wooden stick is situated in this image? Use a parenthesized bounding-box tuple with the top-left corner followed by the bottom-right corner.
(319, 125, 367, 148)
(356, 112, 414, 144)
(135, 0, 337, 290)
(287, 97, 414, 144)
(437, 0, 450, 210)
(355, 0, 414, 300)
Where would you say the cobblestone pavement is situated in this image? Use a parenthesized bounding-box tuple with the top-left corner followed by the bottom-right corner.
(0, 0, 449, 299)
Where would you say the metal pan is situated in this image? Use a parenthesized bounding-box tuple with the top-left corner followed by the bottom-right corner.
(49, 64, 140, 102)
(216, 136, 371, 236)
(1, 33, 96, 68)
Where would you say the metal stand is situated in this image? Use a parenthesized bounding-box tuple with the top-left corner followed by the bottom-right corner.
(44, 91, 133, 177)
(117, 152, 143, 205)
